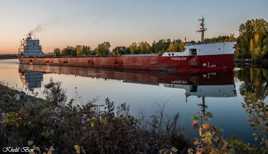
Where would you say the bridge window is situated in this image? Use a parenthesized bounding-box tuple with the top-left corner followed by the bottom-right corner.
(190, 48, 197, 56)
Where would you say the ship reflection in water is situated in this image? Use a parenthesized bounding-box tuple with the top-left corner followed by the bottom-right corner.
(19, 70, 43, 91)
(18, 64, 236, 99)
(6, 62, 265, 146)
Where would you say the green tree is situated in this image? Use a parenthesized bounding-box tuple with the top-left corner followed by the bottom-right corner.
(128, 42, 140, 54)
(53, 48, 61, 56)
(203, 34, 236, 43)
(236, 19, 268, 60)
(139, 41, 152, 53)
(80, 45, 92, 56)
(167, 39, 185, 52)
(61, 46, 76, 56)
(112, 46, 129, 55)
(151, 39, 171, 53)
(95, 42, 111, 56)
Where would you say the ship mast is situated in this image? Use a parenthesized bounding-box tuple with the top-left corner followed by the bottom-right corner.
(197, 17, 207, 42)
(198, 96, 207, 125)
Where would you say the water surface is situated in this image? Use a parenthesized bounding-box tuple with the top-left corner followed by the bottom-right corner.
(0, 59, 267, 145)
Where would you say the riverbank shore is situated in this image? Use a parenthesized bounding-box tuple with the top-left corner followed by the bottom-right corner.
(0, 54, 17, 60)
(0, 83, 44, 104)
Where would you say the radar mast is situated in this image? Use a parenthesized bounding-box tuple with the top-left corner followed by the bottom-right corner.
(197, 17, 207, 42)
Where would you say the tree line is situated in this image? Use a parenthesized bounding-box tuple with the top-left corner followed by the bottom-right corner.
(53, 39, 187, 56)
(53, 36, 237, 57)
(203, 34, 236, 43)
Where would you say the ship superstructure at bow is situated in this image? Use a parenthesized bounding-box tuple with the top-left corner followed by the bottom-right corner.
(19, 33, 44, 57)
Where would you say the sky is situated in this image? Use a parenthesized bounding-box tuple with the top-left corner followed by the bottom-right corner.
(0, 0, 267, 53)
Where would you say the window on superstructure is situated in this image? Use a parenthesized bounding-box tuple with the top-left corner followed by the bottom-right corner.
(190, 48, 197, 56)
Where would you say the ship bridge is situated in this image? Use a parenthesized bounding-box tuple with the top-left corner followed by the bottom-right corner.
(20, 33, 44, 57)
(161, 42, 236, 57)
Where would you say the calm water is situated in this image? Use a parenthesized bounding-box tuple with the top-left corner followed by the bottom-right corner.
(0, 59, 267, 145)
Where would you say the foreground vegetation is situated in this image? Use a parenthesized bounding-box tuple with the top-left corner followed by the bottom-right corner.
(1, 79, 267, 153)
(0, 81, 188, 153)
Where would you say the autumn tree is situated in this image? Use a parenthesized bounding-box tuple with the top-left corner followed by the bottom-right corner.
(75, 45, 83, 56)
(236, 19, 268, 60)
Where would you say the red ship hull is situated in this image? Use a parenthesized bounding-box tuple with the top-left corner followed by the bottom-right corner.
(19, 54, 234, 73)
(19, 64, 234, 86)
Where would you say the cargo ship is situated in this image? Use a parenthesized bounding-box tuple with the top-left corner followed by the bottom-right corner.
(18, 19, 235, 73)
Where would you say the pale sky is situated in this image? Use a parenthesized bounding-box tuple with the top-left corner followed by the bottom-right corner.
(0, 0, 267, 53)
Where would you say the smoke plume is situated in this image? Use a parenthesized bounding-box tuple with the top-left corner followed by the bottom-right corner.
(29, 24, 44, 35)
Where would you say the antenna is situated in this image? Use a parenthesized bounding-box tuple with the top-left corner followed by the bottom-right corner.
(197, 17, 207, 42)
(28, 32, 32, 39)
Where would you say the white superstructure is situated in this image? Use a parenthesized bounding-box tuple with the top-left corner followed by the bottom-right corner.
(162, 42, 236, 57)
(19, 33, 44, 57)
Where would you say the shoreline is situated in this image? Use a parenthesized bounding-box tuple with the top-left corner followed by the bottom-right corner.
(0, 83, 43, 103)
(0, 54, 17, 60)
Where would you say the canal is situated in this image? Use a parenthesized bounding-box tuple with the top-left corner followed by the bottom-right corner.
(0, 59, 267, 146)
